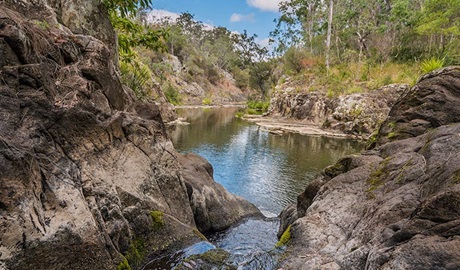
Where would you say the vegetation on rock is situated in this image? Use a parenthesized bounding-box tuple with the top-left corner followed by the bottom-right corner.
(275, 225, 292, 247)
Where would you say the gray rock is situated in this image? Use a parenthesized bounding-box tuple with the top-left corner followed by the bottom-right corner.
(0, 2, 261, 269)
(373, 66, 460, 147)
(269, 84, 407, 136)
(278, 68, 460, 269)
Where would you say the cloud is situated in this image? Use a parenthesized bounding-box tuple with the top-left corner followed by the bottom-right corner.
(246, 0, 284, 12)
(230, 13, 255, 23)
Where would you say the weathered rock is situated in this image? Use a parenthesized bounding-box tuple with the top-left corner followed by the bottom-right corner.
(178, 153, 262, 233)
(0, 2, 261, 270)
(278, 69, 460, 269)
(268, 84, 407, 136)
(372, 66, 460, 147)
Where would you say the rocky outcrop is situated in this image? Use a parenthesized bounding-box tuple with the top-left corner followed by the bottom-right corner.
(178, 153, 262, 232)
(279, 67, 460, 269)
(0, 2, 260, 270)
(268, 84, 407, 137)
(372, 67, 460, 147)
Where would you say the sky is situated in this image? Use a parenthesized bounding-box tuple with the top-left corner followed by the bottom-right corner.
(149, 0, 285, 48)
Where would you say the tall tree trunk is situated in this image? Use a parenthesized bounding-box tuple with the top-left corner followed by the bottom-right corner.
(326, 0, 334, 70)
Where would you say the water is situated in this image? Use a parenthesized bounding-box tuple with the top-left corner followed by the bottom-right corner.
(167, 106, 364, 269)
(169, 107, 364, 215)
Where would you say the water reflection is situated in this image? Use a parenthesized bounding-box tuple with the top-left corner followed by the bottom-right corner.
(169, 107, 364, 215)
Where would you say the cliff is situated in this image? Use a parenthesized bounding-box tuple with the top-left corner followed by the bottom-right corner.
(278, 67, 460, 269)
(0, 1, 260, 269)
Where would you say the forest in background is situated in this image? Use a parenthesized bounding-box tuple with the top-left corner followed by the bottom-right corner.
(104, 0, 460, 108)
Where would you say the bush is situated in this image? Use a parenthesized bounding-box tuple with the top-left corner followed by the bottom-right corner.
(420, 57, 444, 74)
(247, 100, 270, 112)
(120, 59, 153, 100)
(202, 97, 212, 105)
(163, 82, 181, 105)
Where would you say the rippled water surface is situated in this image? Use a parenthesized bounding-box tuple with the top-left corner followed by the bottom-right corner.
(169, 107, 364, 215)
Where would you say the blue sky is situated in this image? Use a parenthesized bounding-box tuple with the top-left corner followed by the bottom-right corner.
(150, 0, 284, 47)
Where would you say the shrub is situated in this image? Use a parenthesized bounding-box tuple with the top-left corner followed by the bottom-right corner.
(163, 82, 181, 105)
(420, 57, 444, 74)
(202, 97, 212, 105)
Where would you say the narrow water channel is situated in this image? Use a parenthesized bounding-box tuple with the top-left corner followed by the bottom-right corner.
(167, 106, 364, 269)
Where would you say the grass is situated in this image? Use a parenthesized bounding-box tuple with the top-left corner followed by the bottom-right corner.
(420, 57, 445, 74)
(289, 61, 419, 97)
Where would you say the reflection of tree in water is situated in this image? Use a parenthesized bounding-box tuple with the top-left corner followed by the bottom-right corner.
(168, 107, 365, 213)
(169, 107, 246, 150)
(268, 133, 364, 171)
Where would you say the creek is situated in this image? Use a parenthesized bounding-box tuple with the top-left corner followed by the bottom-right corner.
(166, 106, 364, 269)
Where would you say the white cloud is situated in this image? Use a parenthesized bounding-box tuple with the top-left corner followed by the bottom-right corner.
(230, 13, 255, 23)
(246, 0, 284, 12)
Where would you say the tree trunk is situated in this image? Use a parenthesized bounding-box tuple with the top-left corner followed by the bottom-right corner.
(326, 0, 334, 70)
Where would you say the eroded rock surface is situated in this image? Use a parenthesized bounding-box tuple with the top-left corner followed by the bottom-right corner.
(268, 84, 407, 137)
(373, 66, 460, 147)
(279, 67, 460, 269)
(0, 2, 260, 269)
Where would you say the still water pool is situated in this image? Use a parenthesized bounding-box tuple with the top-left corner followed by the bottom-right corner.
(166, 106, 364, 269)
(169, 107, 364, 215)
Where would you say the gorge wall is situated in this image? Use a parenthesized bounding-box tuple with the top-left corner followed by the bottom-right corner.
(0, 1, 260, 269)
(278, 67, 460, 269)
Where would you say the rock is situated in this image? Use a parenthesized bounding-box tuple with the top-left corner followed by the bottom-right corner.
(177, 153, 262, 233)
(0, 2, 261, 269)
(372, 66, 460, 147)
(268, 84, 407, 136)
(278, 68, 460, 269)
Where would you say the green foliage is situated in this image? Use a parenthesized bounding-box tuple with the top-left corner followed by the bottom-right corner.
(420, 57, 445, 74)
(275, 225, 291, 247)
(121, 238, 146, 269)
(247, 100, 270, 112)
(163, 82, 181, 105)
(150, 210, 165, 229)
(202, 97, 212, 106)
(271, 0, 460, 66)
(120, 57, 153, 100)
(117, 257, 131, 270)
(103, 0, 150, 19)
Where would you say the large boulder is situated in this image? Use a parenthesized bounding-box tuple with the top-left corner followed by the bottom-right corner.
(279, 67, 460, 269)
(372, 66, 460, 147)
(0, 2, 260, 270)
(178, 153, 262, 233)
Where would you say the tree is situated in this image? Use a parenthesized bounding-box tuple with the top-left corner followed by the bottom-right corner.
(416, 0, 460, 57)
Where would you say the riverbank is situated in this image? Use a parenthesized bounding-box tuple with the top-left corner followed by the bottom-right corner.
(243, 115, 365, 140)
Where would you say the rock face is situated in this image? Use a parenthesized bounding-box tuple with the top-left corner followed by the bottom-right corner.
(0, 2, 260, 270)
(268, 84, 407, 136)
(278, 67, 460, 269)
(372, 67, 460, 147)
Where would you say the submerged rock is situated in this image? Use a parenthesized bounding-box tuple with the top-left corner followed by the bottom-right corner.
(279, 67, 460, 269)
(0, 2, 261, 269)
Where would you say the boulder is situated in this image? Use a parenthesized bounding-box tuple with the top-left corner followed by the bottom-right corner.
(177, 153, 262, 233)
(372, 66, 460, 147)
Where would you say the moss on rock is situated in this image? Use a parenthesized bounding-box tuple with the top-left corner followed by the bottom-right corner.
(150, 210, 165, 229)
(275, 225, 291, 247)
